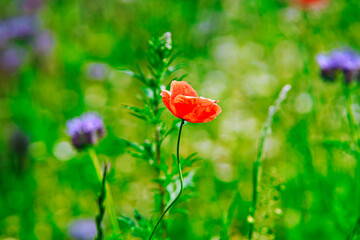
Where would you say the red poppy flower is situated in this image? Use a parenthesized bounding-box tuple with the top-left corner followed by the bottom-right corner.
(294, 0, 328, 10)
(161, 81, 222, 123)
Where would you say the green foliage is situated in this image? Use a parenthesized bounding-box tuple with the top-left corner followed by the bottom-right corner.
(220, 192, 241, 240)
(118, 210, 152, 239)
(120, 32, 199, 239)
(2, 0, 360, 240)
(119, 139, 155, 165)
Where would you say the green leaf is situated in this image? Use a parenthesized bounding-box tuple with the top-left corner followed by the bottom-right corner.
(118, 138, 155, 165)
(166, 50, 181, 67)
(173, 73, 188, 82)
(220, 192, 242, 240)
(118, 215, 136, 230)
(136, 64, 147, 84)
(322, 139, 356, 155)
(120, 69, 146, 84)
(122, 105, 151, 121)
(147, 65, 158, 79)
(166, 170, 196, 203)
(118, 210, 152, 240)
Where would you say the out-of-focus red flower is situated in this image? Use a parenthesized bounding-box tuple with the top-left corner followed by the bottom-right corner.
(294, 0, 329, 10)
(161, 81, 222, 123)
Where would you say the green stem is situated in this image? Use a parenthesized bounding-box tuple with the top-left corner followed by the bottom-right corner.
(343, 85, 360, 214)
(248, 124, 267, 240)
(149, 119, 185, 240)
(95, 164, 108, 240)
(89, 148, 121, 235)
(154, 104, 167, 236)
(248, 85, 291, 240)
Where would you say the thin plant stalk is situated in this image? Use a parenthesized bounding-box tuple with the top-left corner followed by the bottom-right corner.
(155, 124, 167, 237)
(152, 40, 169, 235)
(155, 126, 165, 201)
(154, 102, 166, 227)
(248, 85, 291, 240)
(89, 148, 121, 235)
(153, 99, 168, 236)
(343, 84, 360, 213)
(95, 164, 108, 240)
(149, 119, 185, 240)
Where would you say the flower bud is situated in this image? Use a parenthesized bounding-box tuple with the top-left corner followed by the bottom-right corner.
(160, 32, 172, 51)
(316, 48, 360, 84)
(67, 112, 106, 149)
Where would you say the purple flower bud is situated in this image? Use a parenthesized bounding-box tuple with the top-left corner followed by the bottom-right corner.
(316, 54, 335, 70)
(86, 62, 109, 80)
(316, 48, 360, 84)
(316, 54, 337, 81)
(5, 16, 36, 40)
(68, 219, 97, 240)
(66, 112, 105, 149)
(331, 49, 360, 71)
(34, 31, 54, 55)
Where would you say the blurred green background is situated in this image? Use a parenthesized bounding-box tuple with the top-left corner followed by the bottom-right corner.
(1, 0, 360, 239)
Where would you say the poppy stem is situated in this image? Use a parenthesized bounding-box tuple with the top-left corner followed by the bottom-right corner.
(149, 119, 185, 240)
(88, 148, 120, 235)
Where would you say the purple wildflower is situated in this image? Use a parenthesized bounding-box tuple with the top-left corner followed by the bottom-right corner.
(68, 219, 97, 240)
(316, 54, 337, 81)
(331, 49, 360, 71)
(316, 48, 360, 83)
(66, 112, 105, 149)
(34, 31, 54, 55)
(1, 16, 36, 41)
(86, 62, 109, 80)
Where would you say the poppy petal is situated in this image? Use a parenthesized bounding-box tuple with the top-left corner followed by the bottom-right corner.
(187, 97, 222, 123)
(161, 90, 178, 117)
(170, 81, 198, 100)
(172, 95, 198, 119)
(173, 96, 221, 123)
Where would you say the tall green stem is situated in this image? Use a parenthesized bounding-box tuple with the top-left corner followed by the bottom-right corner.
(89, 148, 121, 235)
(149, 119, 185, 240)
(155, 123, 166, 222)
(95, 164, 108, 240)
(154, 107, 167, 237)
(153, 99, 166, 232)
(248, 85, 291, 240)
(343, 85, 360, 213)
(248, 120, 268, 240)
